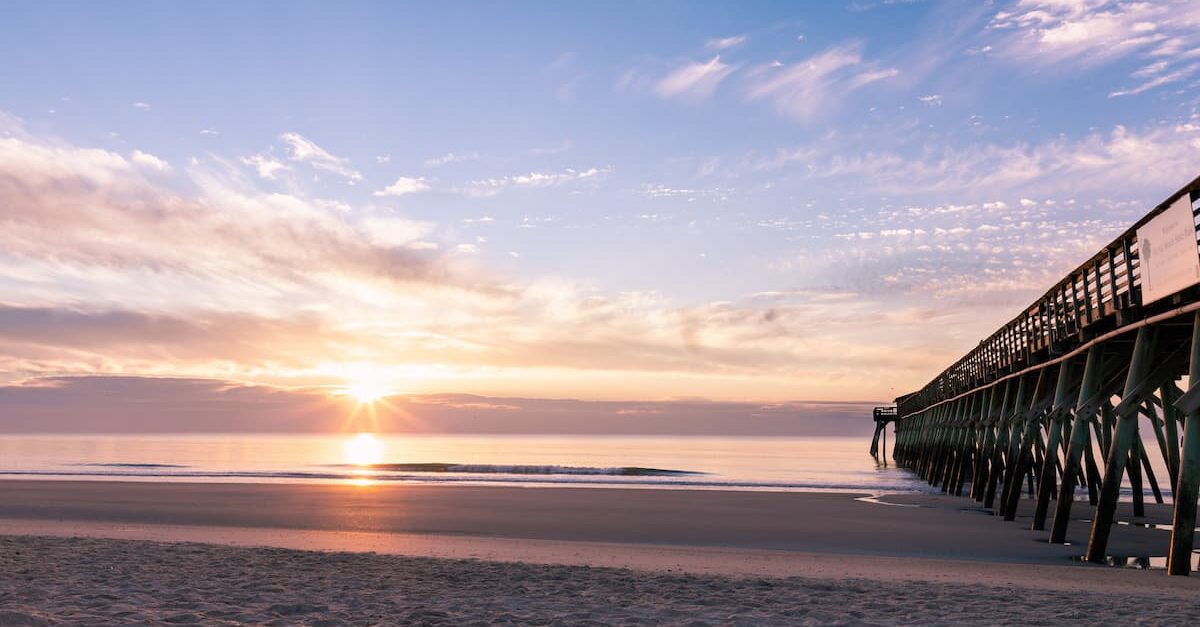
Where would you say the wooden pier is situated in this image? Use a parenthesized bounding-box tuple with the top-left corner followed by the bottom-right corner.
(869, 406, 896, 459)
(882, 174, 1200, 575)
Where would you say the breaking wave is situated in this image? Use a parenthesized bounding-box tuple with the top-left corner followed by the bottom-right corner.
(340, 463, 700, 476)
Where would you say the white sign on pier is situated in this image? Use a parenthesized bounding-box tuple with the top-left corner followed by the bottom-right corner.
(1137, 194, 1200, 304)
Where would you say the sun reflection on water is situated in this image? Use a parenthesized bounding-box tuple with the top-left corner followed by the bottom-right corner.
(343, 433, 385, 467)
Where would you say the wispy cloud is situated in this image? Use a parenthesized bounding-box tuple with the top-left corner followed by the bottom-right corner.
(0, 120, 1031, 401)
(639, 184, 734, 202)
(705, 34, 749, 51)
(132, 102, 152, 111)
(359, 216, 435, 248)
(374, 176, 431, 197)
(279, 132, 363, 183)
(0, 130, 459, 304)
(655, 55, 738, 102)
(988, 0, 1200, 97)
(757, 122, 1200, 198)
(240, 154, 287, 179)
(463, 166, 612, 197)
(744, 42, 898, 121)
(423, 151, 481, 167)
(0, 123, 959, 400)
(1109, 62, 1200, 97)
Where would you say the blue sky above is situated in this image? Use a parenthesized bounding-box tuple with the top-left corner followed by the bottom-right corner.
(1, 0, 1200, 412)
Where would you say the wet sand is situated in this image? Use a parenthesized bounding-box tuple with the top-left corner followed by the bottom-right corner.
(0, 480, 1197, 624)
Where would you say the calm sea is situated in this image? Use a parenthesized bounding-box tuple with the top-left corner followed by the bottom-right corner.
(0, 434, 931, 493)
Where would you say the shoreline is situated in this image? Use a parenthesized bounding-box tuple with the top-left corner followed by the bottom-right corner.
(0, 472, 924, 494)
(2, 517, 1198, 596)
(4, 479, 1200, 624)
(0, 479, 1193, 568)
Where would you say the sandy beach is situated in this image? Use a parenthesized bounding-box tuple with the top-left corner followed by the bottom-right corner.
(0, 481, 1198, 625)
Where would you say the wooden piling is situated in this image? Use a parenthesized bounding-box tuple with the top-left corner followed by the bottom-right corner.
(1161, 382, 1182, 495)
(986, 377, 1023, 509)
(1086, 326, 1156, 563)
(1033, 358, 1077, 530)
(1002, 368, 1050, 520)
(1168, 312, 1200, 575)
(1050, 345, 1102, 544)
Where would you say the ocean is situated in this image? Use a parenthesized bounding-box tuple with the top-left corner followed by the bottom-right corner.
(0, 434, 932, 493)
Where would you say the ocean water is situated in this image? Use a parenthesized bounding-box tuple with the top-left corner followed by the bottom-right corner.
(0, 434, 931, 493)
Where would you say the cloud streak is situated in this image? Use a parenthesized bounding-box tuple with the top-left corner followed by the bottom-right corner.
(463, 166, 612, 197)
(744, 42, 898, 121)
(988, 0, 1200, 97)
(705, 35, 749, 51)
(655, 56, 738, 102)
(756, 123, 1200, 198)
(280, 132, 363, 183)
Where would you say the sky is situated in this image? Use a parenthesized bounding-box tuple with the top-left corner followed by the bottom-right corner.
(2, 0, 1200, 433)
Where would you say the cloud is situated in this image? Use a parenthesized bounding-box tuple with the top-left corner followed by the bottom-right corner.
(423, 151, 480, 167)
(756, 123, 1200, 199)
(374, 176, 431, 197)
(639, 184, 734, 202)
(0, 128, 466, 311)
(655, 55, 738, 102)
(918, 94, 944, 105)
(463, 166, 612, 197)
(360, 216, 436, 247)
(988, 0, 1200, 96)
(705, 35, 749, 51)
(0, 115, 1115, 404)
(240, 154, 288, 179)
(989, 1, 1169, 63)
(744, 42, 898, 121)
(0, 121, 956, 401)
(130, 150, 169, 172)
(133, 102, 151, 111)
(1109, 62, 1200, 97)
(279, 132, 363, 182)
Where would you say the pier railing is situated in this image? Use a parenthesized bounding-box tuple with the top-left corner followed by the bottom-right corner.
(885, 174, 1200, 576)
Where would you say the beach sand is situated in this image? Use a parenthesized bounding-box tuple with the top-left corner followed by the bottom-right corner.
(0, 481, 1197, 625)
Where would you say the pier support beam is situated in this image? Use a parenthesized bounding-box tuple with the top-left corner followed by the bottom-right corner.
(1033, 359, 1078, 531)
(1086, 327, 1156, 563)
(1161, 383, 1182, 495)
(1169, 312, 1200, 575)
(1002, 368, 1050, 521)
(1050, 345, 1102, 544)
(987, 377, 1024, 509)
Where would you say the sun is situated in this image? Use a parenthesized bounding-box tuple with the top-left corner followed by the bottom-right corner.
(344, 432, 385, 466)
(342, 380, 391, 405)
